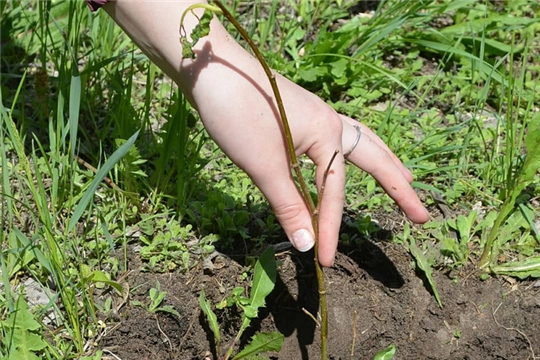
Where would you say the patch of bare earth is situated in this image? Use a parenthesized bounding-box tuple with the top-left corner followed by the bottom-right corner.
(97, 214, 540, 360)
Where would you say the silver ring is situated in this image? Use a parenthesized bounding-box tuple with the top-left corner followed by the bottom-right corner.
(344, 125, 361, 159)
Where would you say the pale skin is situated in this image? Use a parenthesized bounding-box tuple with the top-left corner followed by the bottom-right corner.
(102, 0, 430, 267)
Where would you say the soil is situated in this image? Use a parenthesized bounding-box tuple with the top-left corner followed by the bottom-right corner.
(97, 208, 540, 360)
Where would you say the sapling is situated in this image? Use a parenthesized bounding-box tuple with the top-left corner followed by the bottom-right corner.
(179, 2, 336, 358)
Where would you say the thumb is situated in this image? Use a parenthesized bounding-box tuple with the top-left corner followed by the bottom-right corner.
(254, 171, 315, 252)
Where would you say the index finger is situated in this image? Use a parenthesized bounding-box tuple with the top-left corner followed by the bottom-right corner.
(308, 142, 346, 267)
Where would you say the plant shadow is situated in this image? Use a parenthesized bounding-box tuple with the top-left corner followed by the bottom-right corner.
(216, 214, 405, 360)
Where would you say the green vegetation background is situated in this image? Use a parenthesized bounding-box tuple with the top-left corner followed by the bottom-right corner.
(1, 1, 538, 359)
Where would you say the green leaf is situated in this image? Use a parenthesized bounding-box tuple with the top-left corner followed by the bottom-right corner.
(181, 9, 213, 59)
(460, 36, 522, 56)
(373, 344, 396, 360)
(4, 297, 42, 332)
(7, 348, 41, 360)
(232, 332, 284, 360)
(248, 247, 277, 319)
(154, 305, 181, 318)
(69, 74, 81, 159)
(479, 113, 540, 267)
(199, 289, 220, 347)
(522, 113, 540, 186)
(87, 270, 123, 293)
(2, 297, 47, 359)
(406, 224, 443, 307)
(68, 130, 140, 232)
(297, 66, 327, 82)
(491, 257, 540, 279)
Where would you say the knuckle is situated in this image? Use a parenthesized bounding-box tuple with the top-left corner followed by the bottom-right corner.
(272, 202, 304, 223)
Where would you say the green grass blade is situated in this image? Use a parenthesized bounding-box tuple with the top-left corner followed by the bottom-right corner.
(12, 228, 53, 275)
(69, 74, 81, 159)
(405, 39, 507, 86)
(67, 130, 140, 232)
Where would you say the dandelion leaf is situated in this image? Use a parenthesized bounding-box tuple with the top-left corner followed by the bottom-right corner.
(247, 247, 276, 319)
(199, 289, 220, 346)
(2, 297, 47, 359)
(521, 113, 540, 187)
(232, 331, 284, 360)
(409, 236, 443, 307)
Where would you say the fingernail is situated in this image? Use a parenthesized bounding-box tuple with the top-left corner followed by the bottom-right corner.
(406, 167, 413, 177)
(291, 229, 314, 252)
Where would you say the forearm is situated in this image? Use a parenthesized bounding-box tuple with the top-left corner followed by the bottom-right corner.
(103, 1, 265, 110)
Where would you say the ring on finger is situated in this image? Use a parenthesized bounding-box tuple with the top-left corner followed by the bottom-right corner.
(344, 125, 361, 159)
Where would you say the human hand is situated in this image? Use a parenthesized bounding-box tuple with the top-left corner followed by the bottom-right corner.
(184, 31, 430, 267)
(104, 1, 429, 267)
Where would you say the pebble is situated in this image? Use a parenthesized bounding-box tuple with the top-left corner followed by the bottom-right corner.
(15, 277, 58, 326)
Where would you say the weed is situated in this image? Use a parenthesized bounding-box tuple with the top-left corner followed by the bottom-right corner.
(199, 247, 282, 360)
(1, 296, 47, 360)
(139, 217, 216, 272)
(132, 282, 180, 318)
(373, 344, 396, 360)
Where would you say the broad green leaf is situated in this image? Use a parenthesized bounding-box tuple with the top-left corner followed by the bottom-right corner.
(232, 332, 284, 360)
(406, 224, 443, 307)
(199, 290, 220, 346)
(4, 297, 42, 332)
(68, 130, 140, 232)
(154, 305, 181, 318)
(7, 348, 41, 360)
(522, 113, 540, 186)
(297, 66, 327, 82)
(248, 247, 277, 318)
(87, 270, 123, 293)
(2, 297, 47, 359)
(373, 344, 396, 360)
(456, 211, 477, 243)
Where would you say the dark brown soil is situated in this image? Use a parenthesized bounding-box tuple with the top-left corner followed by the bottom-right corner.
(97, 213, 540, 360)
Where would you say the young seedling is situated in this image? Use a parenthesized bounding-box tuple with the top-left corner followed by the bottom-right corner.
(199, 247, 283, 360)
(180, 2, 335, 358)
(132, 281, 181, 318)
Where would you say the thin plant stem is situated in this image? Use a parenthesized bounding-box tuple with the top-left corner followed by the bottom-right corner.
(211, 2, 331, 358)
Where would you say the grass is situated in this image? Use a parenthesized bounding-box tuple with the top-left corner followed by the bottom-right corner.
(1, 0, 539, 358)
